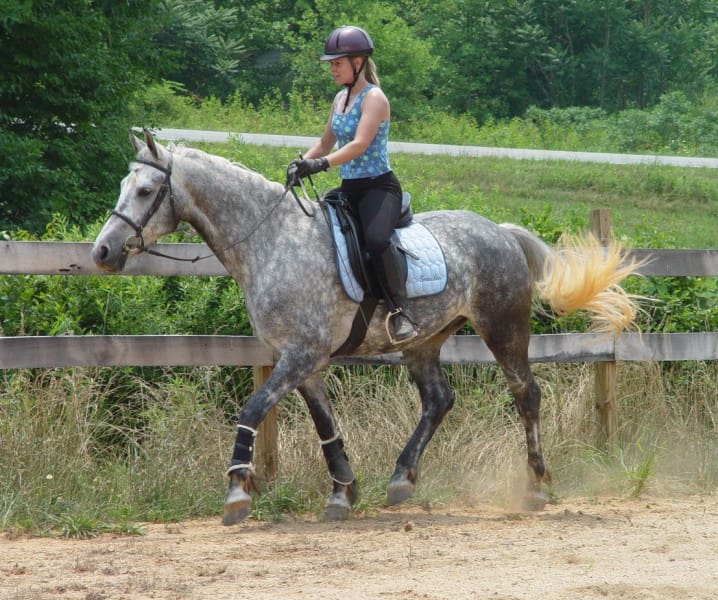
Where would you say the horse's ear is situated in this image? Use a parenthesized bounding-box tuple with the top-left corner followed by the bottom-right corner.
(143, 127, 159, 160)
(129, 129, 145, 154)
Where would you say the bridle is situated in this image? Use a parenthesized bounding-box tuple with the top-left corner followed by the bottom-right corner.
(110, 155, 183, 259)
(109, 153, 315, 264)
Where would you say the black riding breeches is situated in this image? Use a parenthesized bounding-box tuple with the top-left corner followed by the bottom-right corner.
(340, 171, 402, 259)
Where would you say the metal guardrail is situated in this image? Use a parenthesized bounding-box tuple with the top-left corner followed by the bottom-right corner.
(153, 127, 718, 169)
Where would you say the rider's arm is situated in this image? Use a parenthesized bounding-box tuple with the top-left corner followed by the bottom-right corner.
(304, 88, 389, 168)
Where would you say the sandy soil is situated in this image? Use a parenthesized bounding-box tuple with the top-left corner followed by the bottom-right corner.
(2, 494, 717, 600)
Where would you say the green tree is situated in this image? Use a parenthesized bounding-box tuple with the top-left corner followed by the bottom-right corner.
(152, 0, 248, 101)
(0, 0, 163, 234)
(420, 0, 718, 120)
(531, 0, 718, 111)
(419, 0, 551, 120)
(140, 1, 718, 123)
(151, 1, 307, 105)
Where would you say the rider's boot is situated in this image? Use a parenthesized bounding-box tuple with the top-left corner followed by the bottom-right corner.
(391, 310, 418, 342)
(376, 244, 419, 343)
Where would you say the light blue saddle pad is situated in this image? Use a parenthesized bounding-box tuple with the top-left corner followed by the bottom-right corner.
(326, 203, 448, 303)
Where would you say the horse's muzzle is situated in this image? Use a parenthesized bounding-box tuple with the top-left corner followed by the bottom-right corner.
(91, 240, 128, 272)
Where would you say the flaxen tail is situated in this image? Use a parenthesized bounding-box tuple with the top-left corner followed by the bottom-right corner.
(500, 223, 643, 333)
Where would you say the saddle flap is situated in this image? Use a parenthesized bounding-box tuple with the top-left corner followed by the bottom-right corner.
(323, 197, 447, 303)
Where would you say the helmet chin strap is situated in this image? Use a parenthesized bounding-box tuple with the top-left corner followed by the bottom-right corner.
(343, 57, 367, 112)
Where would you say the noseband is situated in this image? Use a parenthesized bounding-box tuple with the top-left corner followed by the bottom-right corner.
(111, 155, 177, 255)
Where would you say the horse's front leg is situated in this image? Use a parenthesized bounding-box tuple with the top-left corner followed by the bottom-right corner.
(297, 374, 357, 520)
(222, 347, 326, 526)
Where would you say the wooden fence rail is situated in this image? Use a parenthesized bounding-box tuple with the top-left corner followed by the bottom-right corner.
(2, 332, 718, 370)
(2, 220, 718, 478)
(4, 240, 718, 277)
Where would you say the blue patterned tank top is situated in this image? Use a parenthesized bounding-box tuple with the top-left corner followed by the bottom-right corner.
(331, 84, 391, 180)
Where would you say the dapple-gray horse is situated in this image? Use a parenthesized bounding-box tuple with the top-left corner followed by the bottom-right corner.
(92, 129, 639, 525)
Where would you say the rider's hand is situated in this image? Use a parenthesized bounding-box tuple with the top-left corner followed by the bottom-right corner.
(286, 157, 329, 185)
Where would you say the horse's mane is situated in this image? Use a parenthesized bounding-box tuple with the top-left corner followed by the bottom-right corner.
(172, 144, 256, 176)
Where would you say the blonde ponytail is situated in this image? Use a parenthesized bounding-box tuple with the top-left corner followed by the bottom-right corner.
(364, 58, 380, 86)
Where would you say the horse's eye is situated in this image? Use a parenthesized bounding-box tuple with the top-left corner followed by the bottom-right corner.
(137, 187, 153, 197)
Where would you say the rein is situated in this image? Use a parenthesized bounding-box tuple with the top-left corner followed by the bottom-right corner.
(111, 155, 312, 264)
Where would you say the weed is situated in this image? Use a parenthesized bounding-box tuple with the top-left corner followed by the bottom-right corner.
(251, 483, 313, 522)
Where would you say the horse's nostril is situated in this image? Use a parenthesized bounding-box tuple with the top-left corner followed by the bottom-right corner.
(92, 244, 110, 264)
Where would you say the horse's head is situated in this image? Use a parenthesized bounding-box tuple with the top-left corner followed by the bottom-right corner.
(92, 129, 179, 272)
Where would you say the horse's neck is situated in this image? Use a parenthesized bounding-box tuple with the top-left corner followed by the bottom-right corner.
(177, 155, 297, 276)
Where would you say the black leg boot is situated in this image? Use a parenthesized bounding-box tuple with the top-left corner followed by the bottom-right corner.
(376, 244, 419, 343)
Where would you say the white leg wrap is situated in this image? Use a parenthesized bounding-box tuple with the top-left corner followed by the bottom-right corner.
(237, 424, 258, 437)
(330, 475, 355, 486)
(226, 463, 255, 477)
(319, 432, 341, 446)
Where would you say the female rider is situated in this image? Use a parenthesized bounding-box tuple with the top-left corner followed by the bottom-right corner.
(287, 25, 418, 342)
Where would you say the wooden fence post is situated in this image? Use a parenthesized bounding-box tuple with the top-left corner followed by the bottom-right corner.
(253, 365, 278, 485)
(589, 209, 618, 447)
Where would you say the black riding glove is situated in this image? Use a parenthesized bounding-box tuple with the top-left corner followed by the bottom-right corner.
(286, 157, 329, 185)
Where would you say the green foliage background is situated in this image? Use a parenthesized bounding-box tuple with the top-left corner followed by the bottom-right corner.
(5, 1, 718, 234)
(0, 1, 162, 233)
(3, 131, 718, 340)
(3, 0, 718, 533)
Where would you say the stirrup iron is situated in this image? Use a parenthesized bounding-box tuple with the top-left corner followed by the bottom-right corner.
(385, 307, 419, 344)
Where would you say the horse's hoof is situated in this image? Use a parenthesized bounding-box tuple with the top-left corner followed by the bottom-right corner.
(222, 485, 252, 526)
(387, 478, 415, 506)
(324, 493, 351, 521)
(522, 490, 549, 512)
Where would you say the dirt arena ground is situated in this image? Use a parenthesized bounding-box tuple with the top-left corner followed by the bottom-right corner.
(2, 494, 717, 599)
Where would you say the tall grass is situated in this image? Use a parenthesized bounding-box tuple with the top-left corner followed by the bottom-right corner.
(0, 368, 236, 534)
(186, 140, 718, 251)
(133, 83, 718, 158)
(3, 362, 717, 533)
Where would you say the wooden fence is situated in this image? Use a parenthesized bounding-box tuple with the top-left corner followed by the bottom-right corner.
(2, 210, 718, 479)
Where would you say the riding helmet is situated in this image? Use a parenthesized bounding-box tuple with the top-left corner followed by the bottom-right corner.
(320, 26, 374, 60)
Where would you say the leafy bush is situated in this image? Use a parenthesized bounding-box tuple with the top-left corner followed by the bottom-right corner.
(627, 276, 718, 333)
(0, 215, 251, 338)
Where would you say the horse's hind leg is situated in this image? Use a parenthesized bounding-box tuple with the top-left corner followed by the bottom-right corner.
(387, 343, 455, 506)
(483, 325, 550, 510)
(297, 374, 357, 521)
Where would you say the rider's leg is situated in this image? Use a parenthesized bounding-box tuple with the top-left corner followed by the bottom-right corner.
(351, 180, 418, 342)
(375, 243, 418, 342)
